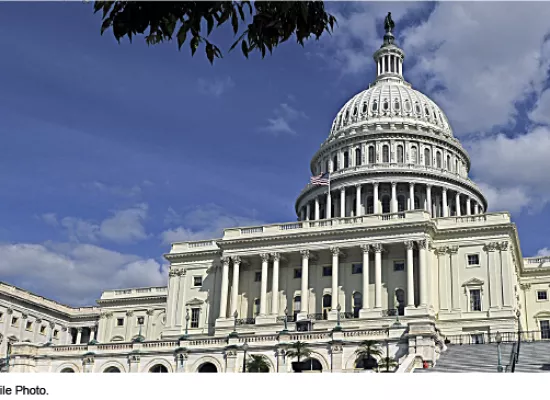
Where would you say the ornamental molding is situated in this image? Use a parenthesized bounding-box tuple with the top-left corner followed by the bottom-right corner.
(146, 309, 155, 316)
(404, 241, 415, 250)
(435, 246, 448, 255)
(186, 298, 204, 306)
(498, 241, 509, 251)
(462, 277, 484, 287)
(360, 244, 371, 253)
(128, 354, 140, 363)
(372, 243, 384, 253)
(448, 245, 459, 254)
(483, 242, 499, 252)
(126, 310, 134, 317)
(260, 253, 270, 262)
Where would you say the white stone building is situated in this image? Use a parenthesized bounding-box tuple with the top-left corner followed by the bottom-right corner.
(1, 18, 550, 374)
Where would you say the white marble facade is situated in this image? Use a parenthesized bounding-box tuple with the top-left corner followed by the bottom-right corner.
(2, 20, 550, 374)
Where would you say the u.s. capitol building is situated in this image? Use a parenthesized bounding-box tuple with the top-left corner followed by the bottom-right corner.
(2, 17, 549, 373)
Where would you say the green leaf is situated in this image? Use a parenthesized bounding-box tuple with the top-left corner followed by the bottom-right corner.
(231, 10, 239, 34)
(241, 40, 248, 58)
(176, 27, 187, 49)
(206, 14, 214, 36)
(190, 36, 200, 56)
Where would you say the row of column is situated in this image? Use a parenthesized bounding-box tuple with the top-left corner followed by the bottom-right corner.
(300, 182, 484, 221)
(218, 240, 430, 320)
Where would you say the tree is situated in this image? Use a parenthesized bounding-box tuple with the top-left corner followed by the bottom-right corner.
(93, 1, 337, 64)
(285, 340, 312, 363)
(354, 340, 383, 370)
(378, 356, 398, 372)
(245, 354, 270, 373)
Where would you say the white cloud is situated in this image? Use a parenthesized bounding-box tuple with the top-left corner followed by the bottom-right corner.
(197, 76, 235, 97)
(82, 181, 143, 198)
(466, 127, 550, 213)
(260, 103, 308, 135)
(529, 87, 550, 125)
(536, 247, 550, 257)
(0, 242, 166, 306)
(161, 204, 264, 244)
(44, 204, 149, 244)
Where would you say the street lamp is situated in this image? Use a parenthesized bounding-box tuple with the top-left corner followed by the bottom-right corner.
(496, 331, 503, 372)
(283, 308, 288, 332)
(242, 342, 249, 373)
(134, 316, 145, 342)
(334, 304, 342, 331)
(185, 309, 190, 337)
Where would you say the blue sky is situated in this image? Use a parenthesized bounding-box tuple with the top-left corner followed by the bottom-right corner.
(1, 2, 550, 305)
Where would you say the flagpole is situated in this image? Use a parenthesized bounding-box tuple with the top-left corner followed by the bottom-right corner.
(328, 172, 331, 219)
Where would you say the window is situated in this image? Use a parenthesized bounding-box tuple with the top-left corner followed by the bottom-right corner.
(343, 151, 349, 168)
(293, 296, 301, 317)
(415, 103, 421, 114)
(404, 100, 411, 112)
(368, 146, 375, 164)
(53, 330, 59, 338)
(393, 261, 405, 272)
(353, 292, 362, 318)
(355, 148, 362, 166)
(362, 103, 367, 113)
(26, 321, 32, 331)
(424, 148, 431, 167)
(383, 101, 389, 111)
(254, 271, 261, 282)
(352, 263, 363, 274)
(470, 289, 482, 311)
(366, 196, 374, 214)
(333, 155, 338, 171)
(372, 101, 378, 112)
(0, 311, 3, 321)
(253, 299, 260, 316)
(471, 334, 484, 344)
(541, 320, 550, 339)
(382, 145, 389, 163)
(353, 107, 357, 116)
(397, 145, 404, 163)
(537, 290, 548, 301)
(467, 254, 480, 267)
(397, 195, 406, 212)
(381, 196, 390, 214)
(193, 276, 203, 287)
(447, 155, 451, 170)
(424, 106, 430, 116)
(190, 308, 200, 328)
(294, 268, 302, 279)
(394, 100, 400, 111)
(11, 316, 18, 326)
(325, 160, 329, 173)
(40, 325, 46, 335)
(117, 318, 124, 327)
(322, 266, 332, 277)
(436, 151, 442, 168)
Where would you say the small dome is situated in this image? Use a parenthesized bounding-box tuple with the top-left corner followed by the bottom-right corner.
(329, 82, 454, 139)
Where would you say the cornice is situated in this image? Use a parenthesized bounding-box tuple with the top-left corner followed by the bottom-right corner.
(163, 250, 221, 262)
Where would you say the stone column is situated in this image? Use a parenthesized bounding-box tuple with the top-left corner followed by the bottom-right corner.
(314, 198, 320, 220)
(373, 182, 380, 214)
(230, 257, 241, 317)
(499, 242, 514, 308)
(90, 325, 97, 341)
(306, 203, 311, 221)
(449, 246, 460, 311)
(466, 197, 472, 216)
(271, 253, 280, 315)
(418, 240, 428, 306)
(390, 182, 397, 213)
(125, 310, 134, 341)
(426, 184, 432, 217)
(409, 183, 415, 210)
(361, 245, 370, 310)
(174, 269, 186, 326)
(76, 327, 82, 344)
(405, 241, 415, 307)
(485, 243, 501, 309)
(219, 257, 230, 319)
(300, 208, 305, 221)
(300, 250, 310, 314)
(340, 188, 346, 218)
(331, 247, 340, 309)
(128, 354, 140, 373)
(442, 188, 449, 217)
(64, 327, 72, 344)
(166, 269, 179, 327)
(373, 244, 383, 309)
(455, 192, 461, 216)
(260, 253, 269, 315)
(326, 191, 332, 219)
(437, 247, 450, 311)
(474, 202, 479, 215)
(19, 314, 27, 342)
(356, 185, 362, 216)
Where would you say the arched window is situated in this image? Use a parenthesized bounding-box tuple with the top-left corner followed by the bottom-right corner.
(149, 364, 169, 373)
(424, 148, 431, 167)
(368, 146, 375, 164)
(353, 292, 362, 318)
(60, 368, 75, 373)
(404, 100, 412, 112)
(355, 148, 362, 166)
(198, 362, 218, 373)
(362, 103, 368, 113)
(372, 101, 378, 112)
(103, 366, 121, 373)
(455, 159, 459, 174)
(382, 145, 389, 163)
(383, 100, 389, 111)
(345, 111, 349, 120)
(415, 103, 421, 114)
(366, 196, 374, 214)
(381, 196, 391, 214)
(436, 151, 442, 168)
(253, 298, 260, 316)
(424, 106, 430, 117)
(411, 146, 417, 164)
(353, 107, 358, 116)
(343, 151, 349, 168)
(397, 145, 404, 163)
(397, 195, 406, 212)
(333, 155, 338, 171)
(447, 155, 451, 170)
(394, 100, 400, 111)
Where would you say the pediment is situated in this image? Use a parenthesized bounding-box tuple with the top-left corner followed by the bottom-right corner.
(186, 297, 204, 306)
(462, 278, 484, 287)
(534, 311, 550, 319)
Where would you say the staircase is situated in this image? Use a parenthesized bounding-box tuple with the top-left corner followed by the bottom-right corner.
(415, 342, 550, 373)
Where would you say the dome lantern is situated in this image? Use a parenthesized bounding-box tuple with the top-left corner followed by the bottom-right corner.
(373, 12, 405, 83)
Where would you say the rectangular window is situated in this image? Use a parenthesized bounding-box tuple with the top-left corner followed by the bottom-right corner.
(471, 334, 484, 344)
(294, 268, 302, 279)
(11, 316, 18, 326)
(117, 318, 124, 326)
(540, 320, 550, 339)
(537, 290, 548, 301)
(53, 329, 59, 338)
(322, 266, 332, 277)
(393, 261, 405, 272)
(193, 276, 203, 287)
(190, 308, 200, 328)
(470, 289, 482, 311)
(467, 254, 480, 267)
(352, 263, 363, 274)
(40, 325, 46, 335)
(254, 271, 261, 282)
(26, 321, 32, 331)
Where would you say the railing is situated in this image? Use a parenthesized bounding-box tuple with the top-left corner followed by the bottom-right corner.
(241, 227, 264, 235)
(444, 330, 550, 345)
(186, 338, 226, 346)
(142, 341, 178, 349)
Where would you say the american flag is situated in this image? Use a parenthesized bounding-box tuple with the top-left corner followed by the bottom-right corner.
(310, 172, 330, 186)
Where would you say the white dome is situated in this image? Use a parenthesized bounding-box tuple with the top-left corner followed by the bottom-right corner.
(329, 80, 454, 140)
